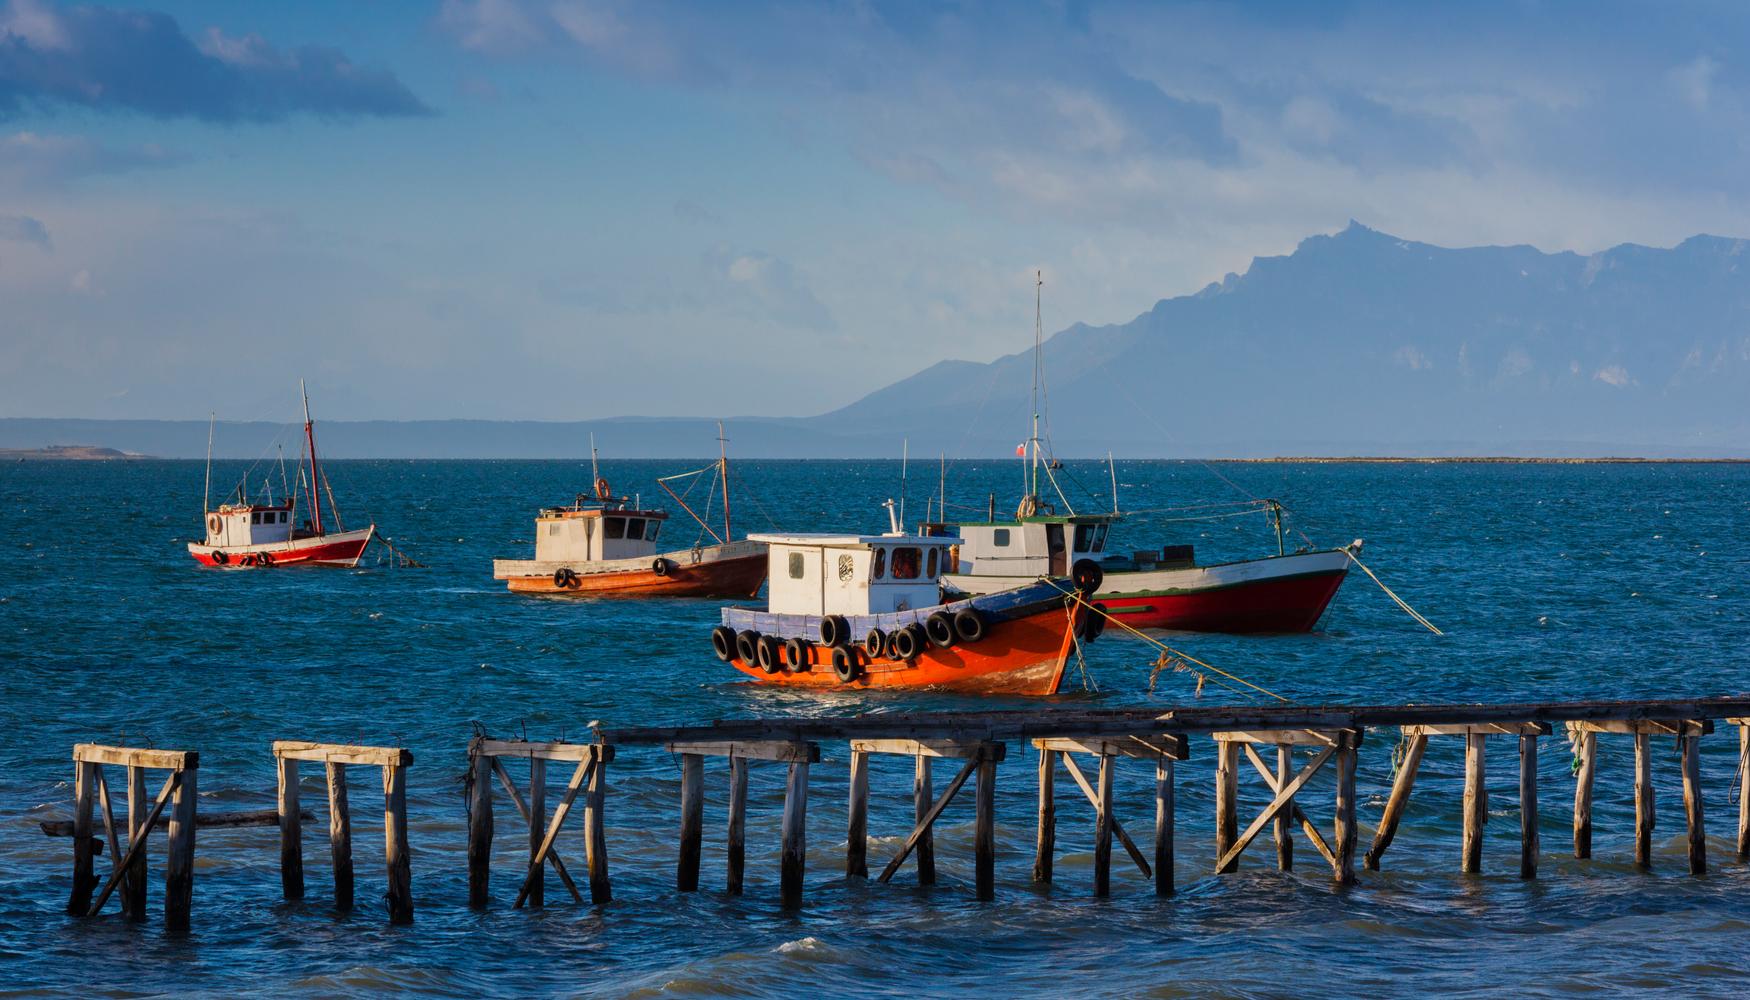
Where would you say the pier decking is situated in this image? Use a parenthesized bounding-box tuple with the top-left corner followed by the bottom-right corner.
(52, 696, 1750, 928)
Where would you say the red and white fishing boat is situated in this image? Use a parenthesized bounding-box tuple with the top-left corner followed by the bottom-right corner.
(493, 430, 767, 597)
(188, 383, 375, 569)
(709, 507, 1102, 695)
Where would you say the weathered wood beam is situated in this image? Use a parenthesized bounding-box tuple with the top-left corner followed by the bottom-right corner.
(726, 756, 747, 895)
(1034, 748, 1055, 883)
(1215, 744, 1337, 874)
(41, 808, 311, 838)
(854, 738, 1006, 760)
(527, 757, 547, 906)
(516, 754, 592, 909)
(124, 766, 147, 922)
(781, 760, 809, 908)
(1154, 756, 1174, 897)
(67, 761, 96, 916)
(74, 745, 198, 771)
(1363, 732, 1426, 871)
(1032, 735, 1188, 760)
(277, 756, 304, 900)
(1739, 724, 1750, 863)
(1462, 733, 1487, 874)
(1242, 744, 1339, 869)
(1519, 733, 1538, 880)
(89, 771, 177, 918)
(879, 754, 982, 884)
(1572, 729, 1597, 859)
(1215, 740, 1239, 874)
(676, 754, 702, 893)
(584, 748, 611, 904)
(914, 754, 936, 886)
(164, 766, 196, 932)
(1059, 753, 1152, 879)
(1634, 732, 1654, 869)
(1333, 743, 1357, 885)
(846, 750, 869, 880)
(477, 739, 600, 761)
(1570, 720, 1712, 736)
(273, 741, 412, 767)
(1093, 754, 1114, 898)
(975, 754, 997, 901)
(1274, 745, 1293, 871)
(327, 761, 355, 911)
(467, 749, 492, 908)
(383, 763, 413, 925)
(1402, 722, 1552, 737)
(1681, 733, 1706, 875)
(668, 740, 820, 763)
(489, 758, 580, 903)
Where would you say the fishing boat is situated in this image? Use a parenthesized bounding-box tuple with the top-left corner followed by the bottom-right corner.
(492, 429, 767, 597)
(709, 505, 1103, 694)
(935, 273, 1357, 633)
(187, 383, 375, 569)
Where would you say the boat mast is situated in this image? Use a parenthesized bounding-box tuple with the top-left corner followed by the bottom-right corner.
(589, 432, 601, 496)
(301, 379, 324, 536)
(1109, 451, 1118, 515)
(203, 412, 214, 516)
(900, 438, 908, 528)
(717, 420, 731, 540)
(1031, 270, 1042, 504)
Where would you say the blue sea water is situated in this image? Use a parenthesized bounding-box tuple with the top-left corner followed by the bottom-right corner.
(0, 458, 1746, 998)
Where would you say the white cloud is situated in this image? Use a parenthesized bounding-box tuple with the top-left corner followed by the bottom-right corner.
(1594, 364, 1634, 387)
(1393, 345, 1433, 370)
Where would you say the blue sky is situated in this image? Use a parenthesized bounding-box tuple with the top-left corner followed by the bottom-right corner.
(3, 0, 1748, 421)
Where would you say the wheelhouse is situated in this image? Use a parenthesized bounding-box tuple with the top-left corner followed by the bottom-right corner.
(749, 532, 961, 616)
(533, 504, 669, 563)
(952, 514, 1113, 579)
(204, 503, 294, 548)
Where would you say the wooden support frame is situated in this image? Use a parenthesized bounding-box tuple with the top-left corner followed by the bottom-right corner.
(1211, 730, 1360, 882)
(659, 739, 821, 904)
(861, 739, 1006, 896)
(1566, 720, 1712, 874)
(1030, 735, 1187, 897)
(1731, 719, 1750, 863)
(68, 744, 199, 931)
(272, 741, 414, 923)
(467, 739, 616, 908)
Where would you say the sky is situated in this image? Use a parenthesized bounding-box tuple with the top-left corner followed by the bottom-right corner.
(3, 0, 1749, 422)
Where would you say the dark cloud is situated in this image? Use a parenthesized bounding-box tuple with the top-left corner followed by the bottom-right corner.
(0, 0, 430, 122)
(0, 211, 49, 248)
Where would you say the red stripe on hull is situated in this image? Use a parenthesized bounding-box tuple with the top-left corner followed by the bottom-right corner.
(505, 553, 768, 598)
(1099, 570, 1348, 633)
(189, 536, 371, 569)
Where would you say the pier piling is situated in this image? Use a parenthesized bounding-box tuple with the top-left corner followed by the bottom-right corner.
(273, 742, 414, 922)
(68, 745, 199, 931)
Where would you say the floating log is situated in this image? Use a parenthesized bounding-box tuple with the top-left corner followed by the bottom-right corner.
(40, 807, 311, 838)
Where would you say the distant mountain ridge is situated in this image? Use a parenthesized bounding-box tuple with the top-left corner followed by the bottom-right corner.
(5, 223, 1747, 457)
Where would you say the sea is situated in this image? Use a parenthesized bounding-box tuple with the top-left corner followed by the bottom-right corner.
(1, 458, 1746, 998)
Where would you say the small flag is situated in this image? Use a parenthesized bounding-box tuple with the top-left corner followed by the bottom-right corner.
(1015, 442, 1026, 457)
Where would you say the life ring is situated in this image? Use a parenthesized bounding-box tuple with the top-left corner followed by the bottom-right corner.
(862, 628, 887, 659)
(953, 608, 987, 644)
(651, 557, 671, 577)
(710, 626, 737, 662)
(888, 624, 922, 661)
(784, 637, 811, 671)
(206, 514, 220, 534)
(239, 553, 256, 567)
(594, 476, 611, 500)
(1071, 558, 1104, 594)
(690, 545, 704, 565)
(212, 549, 228, 566)
(831, 645, 861, 683)
(924, 612, 957, 649)
(757, 636, 783, 674)
(818, 614, 849, 647)
(734, 630, 761, 665)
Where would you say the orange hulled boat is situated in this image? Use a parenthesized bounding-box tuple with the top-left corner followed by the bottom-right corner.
(709, 514, 1104, 695)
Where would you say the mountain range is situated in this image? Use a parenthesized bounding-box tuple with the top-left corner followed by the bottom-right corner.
(6, 222, 1747, 458)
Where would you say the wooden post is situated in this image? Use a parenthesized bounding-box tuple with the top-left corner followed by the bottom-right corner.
(913, 754, 936, 886)
(1573, 729, 1597, 859)
(1033, 748, 1055, 883)
(164, 768, 197, 933)
(1333, 743, 1357, 885)
(327, 762, 354, 911)
(1215, 740, 1239, 873)
(1155, 756, 1174, 896)
(1274, 744, 1294, 871)
(1634, 732, 1654, 869)
(1462, 733, 1486, 874)
(383, 764, 413, 924)
(846, 750, 869, 879)
(726, 755, 747, 894)
(1681, 733, 1706, 875)
(1739, 724, 1750, 862)
(1364, 732, 1426, 870)
(467, 750, 492, 908)
(780, 759, 809, 908)
(124, 765, 147, 922)
(676, 754, 702, 892)
(584, 749, 611, 904)
(975, 752, 997, 901)
(67, 760, 96, 916)
(1093, 753, 1114, 898)
(1519, 734, 1539, 880)
(514, 758, 539, 906)
(277, 756, 304, 900)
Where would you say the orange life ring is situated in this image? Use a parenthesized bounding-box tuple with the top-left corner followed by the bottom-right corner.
(207, 514, 220, 534)
(594, 476, 611, 500)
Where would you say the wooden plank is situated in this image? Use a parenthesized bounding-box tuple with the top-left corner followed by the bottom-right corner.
(1634, 732, 1654, 869)
(383, 764, 413, 924)
(124, 766, 147, 922)
(1242, 744, 1339, 869)
(1333, 744, 1357, 885)
(584, 749, 611, 904)
(852, 738, 1005, 761)
(67, 761, 95, 917)
(467, 749, 492, 909)
(880, 755, 980, 884)
(1403, 722, 1552, 737)
(516, 755, 592, 908)
(1215, 740, 1239, 873)
(489, 758, 580, 903)
(1059, 752, 1152, 879)
(846, 750, 870, 879)
(914, 754, 936, 886)
(676, 754, 702, 892)
(1215, 744, 1336, 874)
(527, 757, 547, 906)
(1520, 734, 1539, 880)
(1462, 732, 1486, 874)
(1682, 733, 1706, 875)
(1573, 729, 1597, 859)
(327, 761, 354, 912)
(89, 772, 177, 917)
(667, 741, 820, 763)
(1154, 756, 1174, 897)
(1274, 745, 1293, 872)
(1212, 729, 1359, 748)
(1739, 725, 1750, 863)
(780, 760, 809, 908)
(975, 755, 996, 901)
(95, 768, 122, 882)
(1363, 732, 1426, 871)
(1093, 754, 1113, 898)
(273, 741, 412, 767)
(477, 739, 599, 762)
(74, 745, 198, 770)
(1569, 720, 1712, 736)
(726, 755, 747, 895)
(42, 807, 308, 838)
(277, 756, 304, 900)
(164, 768, 196, 932)
(1032, 735, 1188, 760)
(1033, 748, 1055, 883)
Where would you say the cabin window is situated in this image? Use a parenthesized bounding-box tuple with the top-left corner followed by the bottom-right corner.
(788, 552, 805, 579)
(926, 548, 939, 577)
(624, 518, 643, 540)
(644, 520, 662, 542)
(872, 547, 887, 579)
(604, 517, 626, 539)
(891, 547, 921, 580)
(1092, 524, 1108, 552)
(279, 512, 288, 523)
(549, 524, 560, 536)
(251, 512, 261, 524)
(993, 528, 1011, 547)
(1074, 524, 1095, 553)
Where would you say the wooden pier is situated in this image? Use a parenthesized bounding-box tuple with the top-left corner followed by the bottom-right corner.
(52, 696, 1750, 929)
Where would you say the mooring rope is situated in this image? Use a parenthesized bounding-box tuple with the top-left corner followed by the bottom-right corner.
(1342, 548, 1443, 635)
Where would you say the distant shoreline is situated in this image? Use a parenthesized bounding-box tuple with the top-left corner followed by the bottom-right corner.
(1212, 456, 1750, 464)
(0, 445, 151, 461)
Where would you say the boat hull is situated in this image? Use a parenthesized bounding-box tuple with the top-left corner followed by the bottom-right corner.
(187, 526, 375, 569)
(944, 548, 1353, 634)
(495, 540, 768, 598)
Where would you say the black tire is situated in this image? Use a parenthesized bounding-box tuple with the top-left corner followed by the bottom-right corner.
(259, 552, 274, 567)
(953, 608, 987, 643)
(889, 624, 922, 661)
(710, 626, 737, 662)
(212, 550, 228, 565)
(735, 630, 761, 665)
(553, 568, 568, 588)
(831, 645, 861, 683)
(819, 614, 849, 647)
(651, 557, 671, 577)
(757, 635, 783, 674)
(1071, 558, 1104, 594)
(1082, 602, 1109, 641)
(785, 637, 811, 671)
(863, 628, 887, 659)
(924, 612, 956, 648)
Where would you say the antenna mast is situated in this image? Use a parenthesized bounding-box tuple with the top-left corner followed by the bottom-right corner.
(717, 420, 731, 540)
(203, 412, 215, 516)
(900, 438, 908, 529)
(300, 379, 325, 536)
(1031, 270, 1042, 501)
